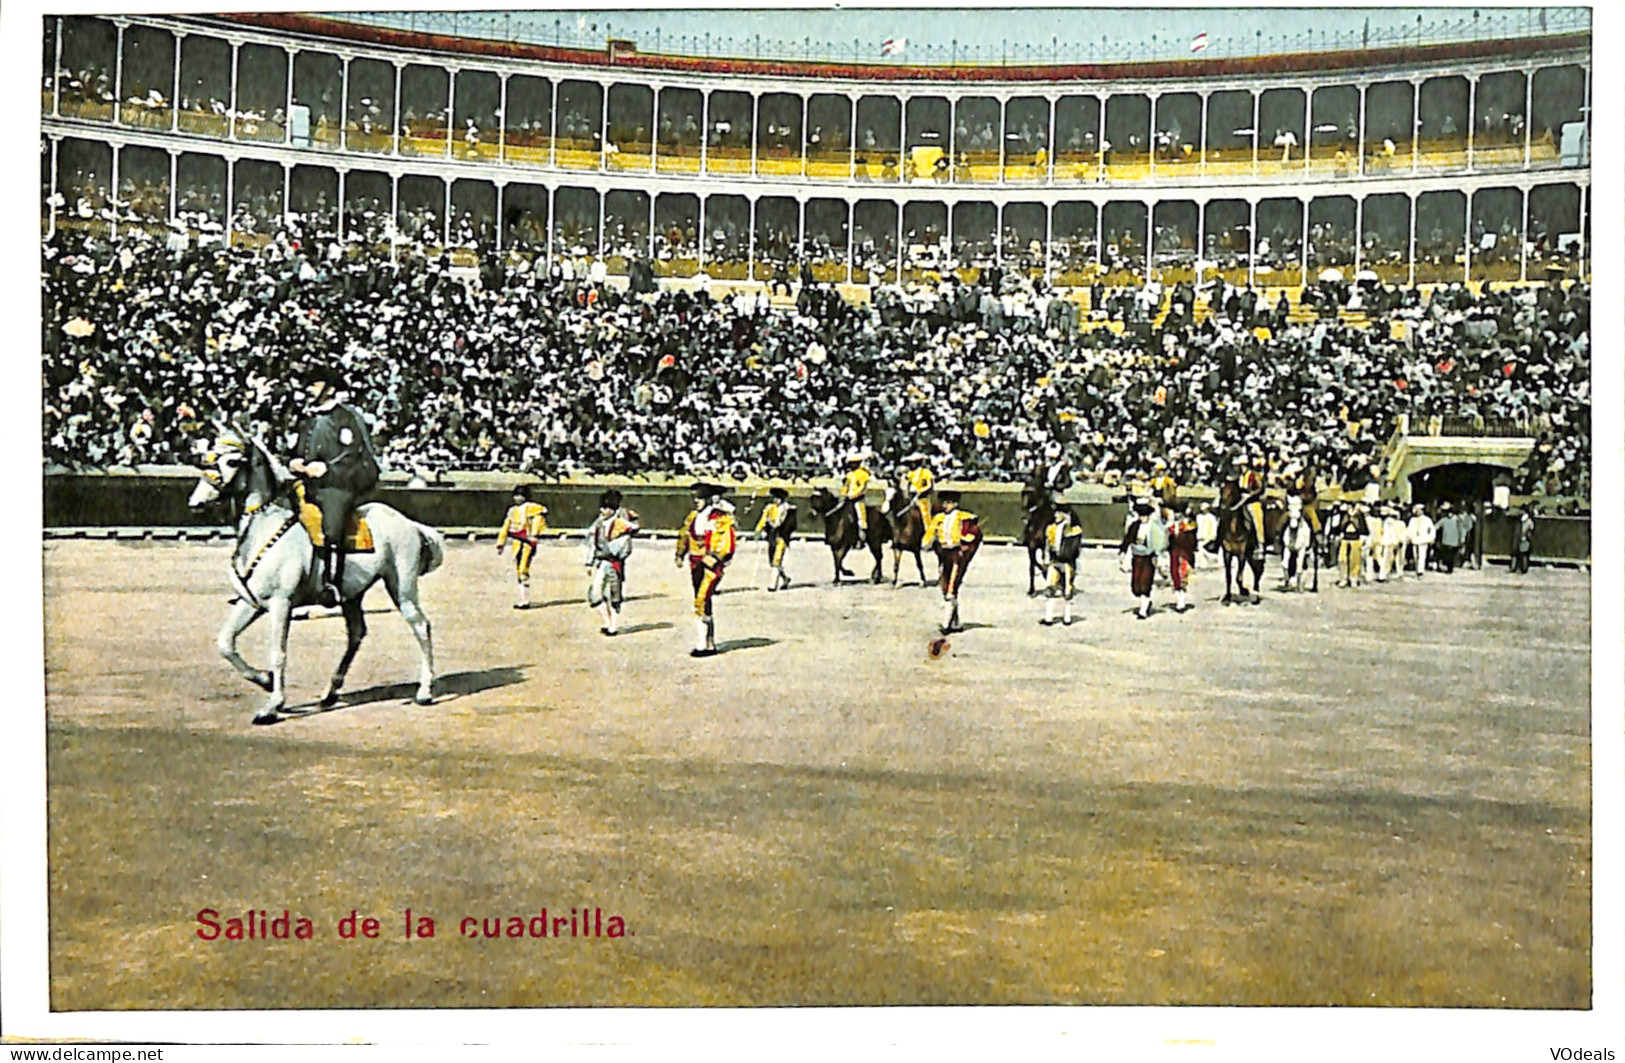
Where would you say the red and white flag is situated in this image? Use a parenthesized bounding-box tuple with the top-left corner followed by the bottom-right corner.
(1190, 32, 1209, 53)
(881, 37, 907, 56)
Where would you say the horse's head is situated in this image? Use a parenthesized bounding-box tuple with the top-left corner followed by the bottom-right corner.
(189, 423, 287, 512)
(188, 431, 251, 510)
(807, 487, 836, 518)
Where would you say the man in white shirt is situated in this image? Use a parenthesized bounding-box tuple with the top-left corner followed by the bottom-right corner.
(1366, 505, 1387, 582)
(1406, 504, 1436, 577)
(1382, 506, 1409, 582)
(1194, 502, 1219, 569)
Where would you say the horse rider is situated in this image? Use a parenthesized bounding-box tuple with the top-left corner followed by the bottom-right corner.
(753, 486, 797, 592)
(675, 482, 737, 657)
(1279, 493, 1313, 591)
(923, 489, 982, 636)
(1040, 504, 1084, 627)
(1234, 453, 1268, 558)
(1148, 458, 1179, 507)
(496, 483, 549, 609)
(1032, 442, 1074, 506)
(585, 488, 639, 634)
(900, 451, 936, 526)
(1283, 459, 1321, 536)
(839, 451, 873, 537)
(288, 363, 380, 608)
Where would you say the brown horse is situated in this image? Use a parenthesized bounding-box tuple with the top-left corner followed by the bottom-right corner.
(1216, 480, 1266, 604)
(807, 487, 891, 584)
(884, 480, 934, 587)
(1021, 485, 1055, 596)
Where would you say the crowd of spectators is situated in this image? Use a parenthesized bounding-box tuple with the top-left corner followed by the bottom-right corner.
(41, 212, 1590, 507)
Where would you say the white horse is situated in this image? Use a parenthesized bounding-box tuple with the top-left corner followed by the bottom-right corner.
(188, 429, 445, 724)
(1278, 496, 1317, 593)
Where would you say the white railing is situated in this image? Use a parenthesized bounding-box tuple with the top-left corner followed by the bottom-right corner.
(327, 9, 1590, 68)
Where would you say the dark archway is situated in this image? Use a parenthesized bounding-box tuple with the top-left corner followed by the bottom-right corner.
(1406, 462, 1502, 507)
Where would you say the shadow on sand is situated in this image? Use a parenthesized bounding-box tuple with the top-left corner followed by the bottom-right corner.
(275, 665, 530, 719)
(715, 637, 777, 655)
(528, 592, 669, 611)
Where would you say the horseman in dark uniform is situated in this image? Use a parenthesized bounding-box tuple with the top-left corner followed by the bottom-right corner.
(1029, 442, 1074, 506)
(288, 364, 380, 607)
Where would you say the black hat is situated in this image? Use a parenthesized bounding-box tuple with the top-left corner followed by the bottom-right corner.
(689, 481, 724, 498)
(939, 489, 961, 504)
(300, 362, 344, 389)
(1133, 499, 1155, 515)
(769, 487, 789, 500)
(599, 488, 622, 509)
(512, 484, 531, 500)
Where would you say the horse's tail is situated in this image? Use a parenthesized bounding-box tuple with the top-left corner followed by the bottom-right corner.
(416, 523, 447, 576)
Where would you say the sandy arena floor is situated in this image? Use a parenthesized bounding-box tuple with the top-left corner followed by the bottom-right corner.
(42, 537, 1591, 1009)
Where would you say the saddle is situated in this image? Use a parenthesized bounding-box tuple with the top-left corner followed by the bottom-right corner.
(295, 483, 375, 552)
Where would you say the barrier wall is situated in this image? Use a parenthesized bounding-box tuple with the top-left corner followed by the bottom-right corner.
(41, 471, 1591, 562)
(41, 471, 1123, 541)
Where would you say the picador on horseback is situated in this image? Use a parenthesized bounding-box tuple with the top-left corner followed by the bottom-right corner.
(840, 450, 874, 537)
(883, 452, 937, 586)
(1022, 442, 1072, 596)
(1031, 441, 1074, 506)
(898, 451, 936, 528)
(1237, 452, 1268, 560)
(287, 363, 380, 608)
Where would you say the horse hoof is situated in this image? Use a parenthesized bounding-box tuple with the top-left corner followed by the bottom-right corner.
(319, 689, 341, 709)
(413, 691, 435, 706)
(251, 671, 274, 692)
(251, 712, 279, 726)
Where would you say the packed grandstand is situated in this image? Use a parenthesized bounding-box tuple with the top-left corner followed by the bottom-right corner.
(39, 11, 1591, 505)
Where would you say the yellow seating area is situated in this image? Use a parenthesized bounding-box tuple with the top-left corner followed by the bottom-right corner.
(654, 153, 702, 174)
(608, 150, 653, 171)
(177, 112, 231, 139)
(399, 134, 449, 157)
(502, 143, 551, 165)
(755, 155, 803, 177)
(555, 147, 600, 170)
(705, 151, 754, 175)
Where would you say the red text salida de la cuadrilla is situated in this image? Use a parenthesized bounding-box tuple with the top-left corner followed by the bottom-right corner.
(194, 907, 632, 941)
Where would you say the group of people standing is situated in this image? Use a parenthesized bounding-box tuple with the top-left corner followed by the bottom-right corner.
(1329, 501, 1475, 586)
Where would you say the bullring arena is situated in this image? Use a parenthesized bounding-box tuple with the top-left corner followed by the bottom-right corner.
(35, 4, 1597, 1020)
(44, 529, 1589, 1008)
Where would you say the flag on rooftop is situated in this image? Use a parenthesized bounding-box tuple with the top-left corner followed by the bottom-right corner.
(1190, 32, 1209, 53)
(881, 37, 907, 57)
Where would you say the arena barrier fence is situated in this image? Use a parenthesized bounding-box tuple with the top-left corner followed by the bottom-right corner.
(43, 470, 1590, 563)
